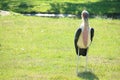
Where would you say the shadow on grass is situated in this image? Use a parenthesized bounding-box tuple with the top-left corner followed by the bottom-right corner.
(77, 71, 99, 80)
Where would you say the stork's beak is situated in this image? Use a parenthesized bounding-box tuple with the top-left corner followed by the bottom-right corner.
(81, 10, 89, 20)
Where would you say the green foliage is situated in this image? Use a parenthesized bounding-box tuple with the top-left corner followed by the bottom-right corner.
(48, 1, 120, 15)
(0, 15, 120, 80)
(0, 0, 34, 13)
(0, 0, 120, 15)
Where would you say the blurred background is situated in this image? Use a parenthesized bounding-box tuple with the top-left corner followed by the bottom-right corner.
(0, 0, 120, 18)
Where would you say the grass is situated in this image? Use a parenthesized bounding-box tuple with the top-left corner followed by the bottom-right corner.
(0, 15, 120, 80)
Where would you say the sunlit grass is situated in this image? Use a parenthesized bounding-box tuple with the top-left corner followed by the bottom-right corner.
(0, 15, 120, 80)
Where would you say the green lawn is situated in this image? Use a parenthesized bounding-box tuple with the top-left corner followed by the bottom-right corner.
(0, 15, 120, 80)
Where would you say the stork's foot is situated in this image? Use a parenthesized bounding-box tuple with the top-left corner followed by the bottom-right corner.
(85, 68, 87, 72)
(76, 66, 79, 76)
(76, 71, 80, 76)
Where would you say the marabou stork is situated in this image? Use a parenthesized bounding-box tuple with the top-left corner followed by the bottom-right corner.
(74, 10, 94, 74)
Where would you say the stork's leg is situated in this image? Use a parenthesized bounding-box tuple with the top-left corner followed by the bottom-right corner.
(76, 48, 80, 75)
(85, 54, 88, 71)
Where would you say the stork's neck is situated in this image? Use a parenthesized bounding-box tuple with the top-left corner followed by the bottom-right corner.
(83, 18, 89, 28)
(82, 18, 89, 47)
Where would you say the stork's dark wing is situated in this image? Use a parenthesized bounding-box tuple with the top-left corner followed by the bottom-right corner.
(74, 28, 82, 55)
(90, 28, 94, 41)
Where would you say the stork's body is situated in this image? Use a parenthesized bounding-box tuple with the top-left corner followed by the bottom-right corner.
(74, 10, 94, 74)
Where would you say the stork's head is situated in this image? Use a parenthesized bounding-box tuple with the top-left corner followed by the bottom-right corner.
(81, 10, 89, 20)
